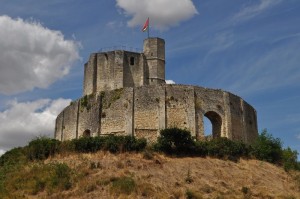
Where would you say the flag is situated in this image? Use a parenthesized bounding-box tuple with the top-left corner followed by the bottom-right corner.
(142, 18, 149, 32)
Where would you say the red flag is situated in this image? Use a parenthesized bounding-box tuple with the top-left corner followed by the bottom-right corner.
(142, 18, 149, 32)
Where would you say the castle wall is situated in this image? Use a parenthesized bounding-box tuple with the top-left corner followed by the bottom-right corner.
(96, 51, 124, 92)
(166, 85, 196, 136)
(242, 101, 258, 143)
(55, 85, 258, 144)
(62, 101, 79, 141)
(123, 52, 145, 88)
(100, 87, 133, 136)
(194, 87, 227, 139)
(83, 53, 97, 96)
(55, 111, 64, 140)
(134, 85, 165, 142)
(77, 94, 101, 138)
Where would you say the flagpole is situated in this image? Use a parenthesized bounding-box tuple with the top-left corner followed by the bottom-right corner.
(147, 18, 150, 38)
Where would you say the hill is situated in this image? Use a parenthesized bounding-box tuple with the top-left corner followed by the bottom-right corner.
(1, 151, 300, 199)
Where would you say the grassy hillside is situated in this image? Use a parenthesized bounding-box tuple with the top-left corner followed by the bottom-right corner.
(1, 128, 300, 198)
(1, 150, 300, 199)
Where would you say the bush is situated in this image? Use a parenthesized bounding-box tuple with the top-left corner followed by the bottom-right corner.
(73, 136, 105, 153)
(0, 147, 27, 167)
(50, 163, 72, 191)
(282, 147, 299, 171)
(206, 137, 248, 160)
(251, 129, 282, 164)
(27, 137, 61, 160)
(72, 135, 147, 153)
(155, 128, 195, 154)
(110, 176, 136, 195)
(192, 141, 208, 157)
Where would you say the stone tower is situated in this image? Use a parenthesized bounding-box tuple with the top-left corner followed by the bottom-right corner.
(83, 37, 166, 96)
(143, 38, 165, 85)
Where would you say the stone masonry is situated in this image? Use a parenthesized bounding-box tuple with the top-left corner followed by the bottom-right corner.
(55, 38, 258, 144)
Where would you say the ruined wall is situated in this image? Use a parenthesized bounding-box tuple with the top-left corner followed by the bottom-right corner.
(100, 87, 133, 136)
(166, 85, 195, 136)
(83, 54, 97, 96)
(134, 85, 165, 142)
(123, 52, 145, 88)
(77, 94, 101, 138)
(61, 101, 79, 141)
(55, 85, 258, 144)
(96, 51, 124, 92)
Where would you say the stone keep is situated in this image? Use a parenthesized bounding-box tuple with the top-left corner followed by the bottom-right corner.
(55, 37, 258, 144)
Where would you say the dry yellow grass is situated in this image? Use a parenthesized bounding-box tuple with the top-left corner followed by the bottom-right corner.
(28, 151, 300, 199)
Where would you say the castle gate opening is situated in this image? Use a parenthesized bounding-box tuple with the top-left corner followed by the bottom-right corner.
(83, 129, 91, 137)
(204, 111, 222, 139)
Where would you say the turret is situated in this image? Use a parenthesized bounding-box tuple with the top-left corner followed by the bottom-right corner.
(143, 38, 165, 85)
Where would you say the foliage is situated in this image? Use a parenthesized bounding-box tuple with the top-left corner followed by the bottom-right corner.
(73, 136, 105, 153)
(73, 135, 147, 153)
(27, 136, 61, 160)
(186, 189, 202, 199)
(251, 129, 283, 164)
(282, 147, 300, 171)
(206, 137, 249, 160)
(154, 127, 194, 154)
(110, 176, 136, 195)
(0, 147, 27, 167)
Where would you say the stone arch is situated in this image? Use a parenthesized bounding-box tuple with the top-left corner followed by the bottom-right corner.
(83, 129, 91, 137)
(204, 111, 222, 139)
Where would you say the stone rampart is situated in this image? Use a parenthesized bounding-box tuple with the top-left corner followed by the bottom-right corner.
(55, 84, 258, 144)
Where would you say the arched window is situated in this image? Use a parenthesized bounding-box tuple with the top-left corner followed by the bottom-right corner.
(83, 129, 91, 137)
(204, 111, 222, 139)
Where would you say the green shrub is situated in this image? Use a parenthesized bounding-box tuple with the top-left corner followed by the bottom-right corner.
(192, 141, 208, 157)
(72, 135, 147, 154)
(73, 136, 105, 153)
(186, 189, 202, 199)
(251, 129, 282, 164)
(282, 147, 299, 171)
(27, 137, 61, 160)
(50, 163, 72, 191)
(0, 147, 27, 167)
(110, 176, 135, 195)
(206, 137, 248, 160)
(155, 128, 195, 154)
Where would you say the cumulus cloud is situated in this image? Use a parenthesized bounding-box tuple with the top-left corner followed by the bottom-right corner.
(166, 80, 175, 84)
(0, 15, 80, 95)
(0, 98, 71, 152)
(116, 0, 198, 30)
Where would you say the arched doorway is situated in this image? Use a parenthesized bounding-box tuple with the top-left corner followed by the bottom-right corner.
(204, 111, 222, 139)
(83, 129, 91, 137)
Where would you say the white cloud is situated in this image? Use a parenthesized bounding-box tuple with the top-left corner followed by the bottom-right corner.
(0, 98, 71, 152)
(166, 80, 175, 84)
(0, 149, 5, 156)
(232, 0, 282, 23)
(116, 0, 198, 30)
(0, 15, 80, 95)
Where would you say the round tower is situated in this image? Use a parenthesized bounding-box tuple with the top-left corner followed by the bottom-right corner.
(143, 37, 165, 85)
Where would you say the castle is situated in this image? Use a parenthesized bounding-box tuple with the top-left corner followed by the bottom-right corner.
(54, 38, 258, 144)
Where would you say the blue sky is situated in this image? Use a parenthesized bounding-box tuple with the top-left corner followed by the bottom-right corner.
(0, 0, 299, 155)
